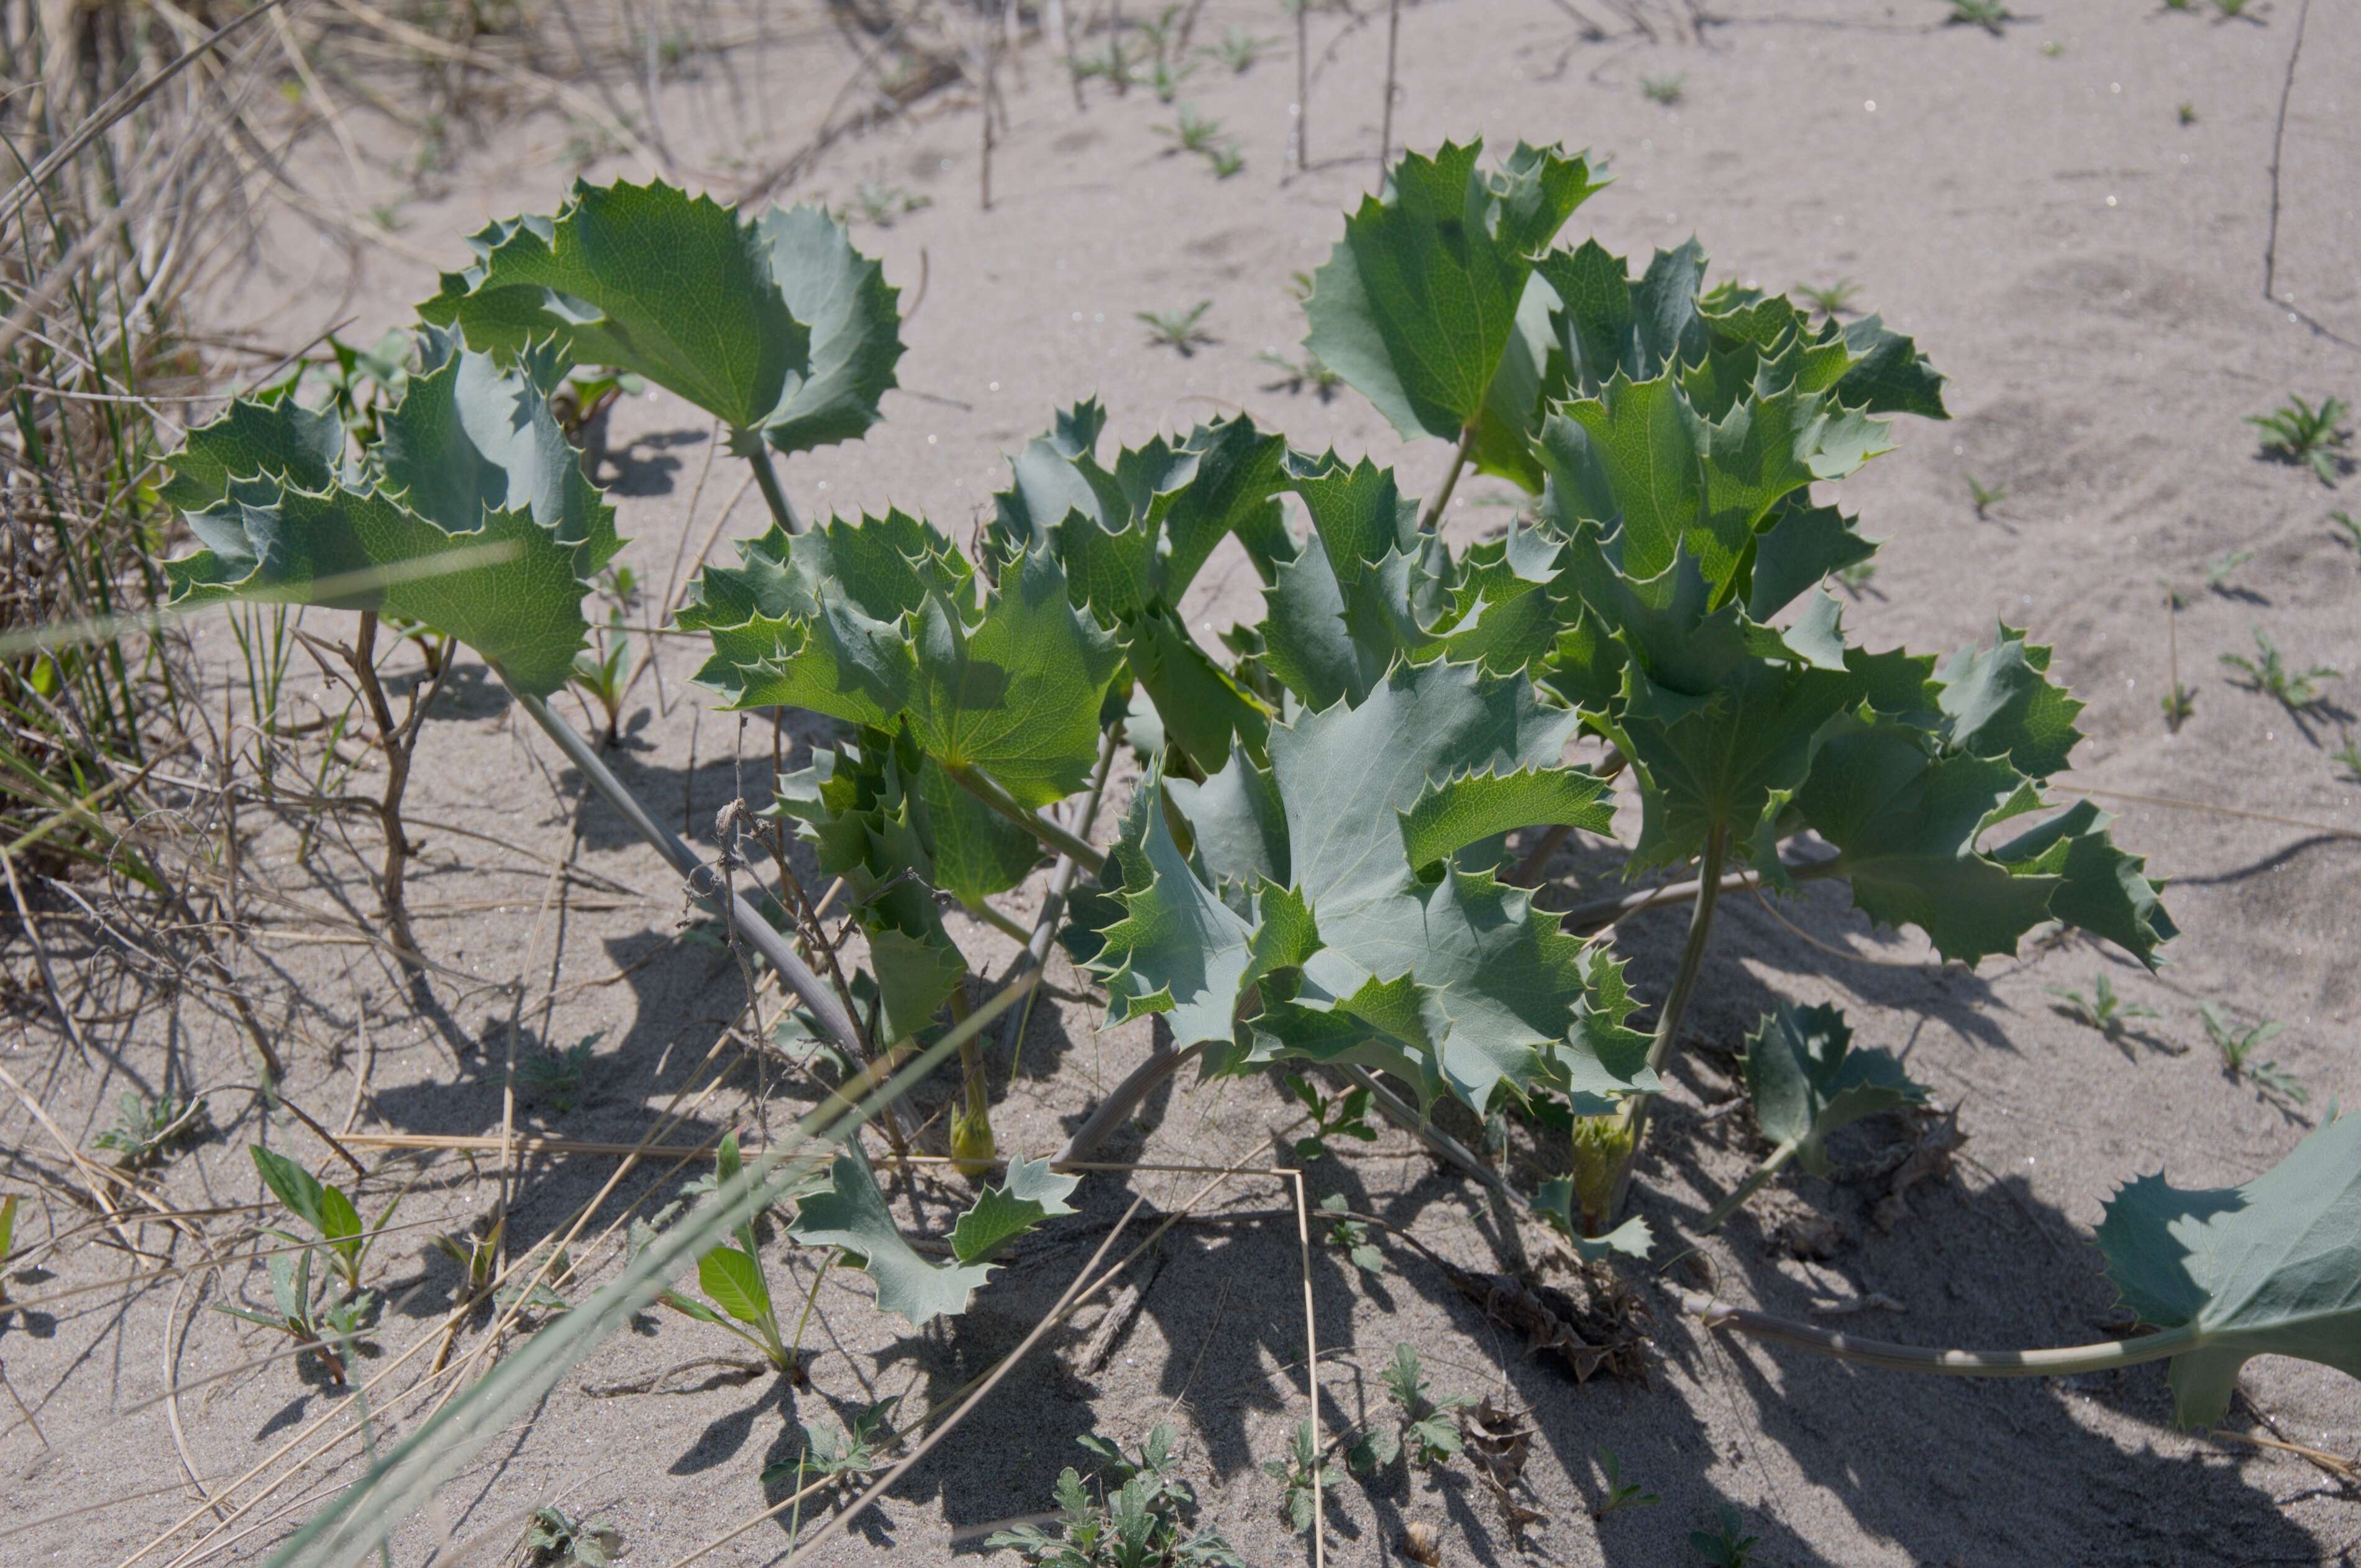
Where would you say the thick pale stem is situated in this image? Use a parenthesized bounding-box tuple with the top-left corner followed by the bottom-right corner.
(509, 685, 861, 1056)
(1677, 1288, 2199, 1379)
(1560, 854, 1840, 934)
(1000, 724, 1124, 1065)
(1054, 1039, 1205, 1166)
(946, 760, 1107, 872)
(741, 438, 805, 534)
(1417, 424, 1479, 532)
(1699, 1139, 1797, 1233)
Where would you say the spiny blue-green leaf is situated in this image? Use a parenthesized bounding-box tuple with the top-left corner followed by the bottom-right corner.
(163, 347, 614, 696)
(677, 509, 969, 636)
(1397, 765, 1614, 872)
(1533, 1187, 1656, 1260)
(948, 1155, 1081, 1265)
(788, 1148, 994, 1328)
(1836, 314, 1949, 419)
(1742, 1003, 1925, 1175)
(1935, 623, 2085, 779)
(2095, 1111, 2361, 1427)
(1306, 139, 1604, 485)
(1989, 800, 2176, 969)
(159, 396, 341, 513)
(1746, 498, 1876, 622)
(421, 178, 809, 433)
(693, 543, 1121, 808)
(751, 203, 905, 455)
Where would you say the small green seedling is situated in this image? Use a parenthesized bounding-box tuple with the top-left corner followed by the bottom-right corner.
(2204, 549, 2254, 591)
(431, 1216, 503, 1299)
(1349, 1342, 1476, 1472)
(2212, 0, 2252, 16)
(250, 1145, 388, 1296)
(2178, 102, 2197, 125)
(1692, 1503, 1761, 1567)
(1205, 144, 1246, 180)
(91, 1091, 209, 1166)
(1205, 26, 1276, 71)
(211, 1245, 375, 1385)
(762, 1395, 899, 1492)
(517, 1032, 600, 1113)
(1257, 348, 1342, 398)
(1795, 277, 1860, 317)
(1966, 473, 2006, 516)
(524, 1503, 619, 1567)
(2247, 394, 2351, 485)
(2220, 629, 2340, 714)
(1640, 73, 1686, 106)
(2332, 729, 2361, 783)
(2201, 1005, 2306, 1104)
(1146, 55, 1197, 103)
(651, 1134, 800, 1374)
(1285, 1073, 1378, 1160)
(988, 1423, 1243, 1567)
(0, 1194, 18, 1311)
(1264, 1418, 1333, 1534)
(1833, 560, 1876, 597)
(2329, 510, 2360, 554)
(570, 613, 632, 745)
(2160, 683, 2196, 731)
(494, 1240, 575, 1318)
(839, 181, 930, 227)
(2047, 973, 2160, 1044)
(1136, 301, 1214, 355)
(1074, 39, 1139, 91)
(1318, 1192, 1386, 1276)
(1158, 105, 1224, 155)
(1592, 1444, 1660, 1517)
(1945, 0, 2014, 33)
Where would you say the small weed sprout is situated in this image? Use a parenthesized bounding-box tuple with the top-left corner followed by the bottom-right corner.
(2201, 1005, 2306, 1104)
(2332, 729, 2361, 783)
(1796, 277, 1860, 317)
(1349, 1343, 1476, 1472)
(2220, 629, 2340, 714)
(838, 181, 929, 227)
(1592, 1444, 1660, 1516)
(1136, 301, 1215, 355)
(1257, 348, 1343, 399)
(1158, 105, 1225, 155)
(2247, 394, 2351, 484)
(91, 1090, 208, 1166)
(517, 1032, 600, 1113)
(2204, 549, 2254, 591)
(988, 1424, 1243, 1567)
(646, 1134, 801, 1375)
(1205, 144, 1246, 180)
(524, 1504, 619, 1567)
(762, 1395, 898, 1493)
(1692, 1503, 1762, 1567)
(2178, 102, 2198, 125)
(1146, 55, 1198, 103)
(431, 1216, 503, 1300)
(2329, 509, 2361, 554)
(1640, 73, 1686, 106)
(250, 1144, 388, 1296)
(2047, 973, 2160, 1044)
(0, 1194, 17, 1311)
(1966, 473, 2007, 516)
(2160, 683, 2196, 731)
(1264, 1418, 1333, 1533)
(211, 1246, 376, 1385)
(2212, 0, 2254, 17)
(1206, 26, 1276, 72)
(1945, 0, 2014, 34)
(1832, 560, 1876, 598)
(570, 613, 632, 746)
(1318, 1192, 1386, 1275)
(1284, 1072, 1378, 1160)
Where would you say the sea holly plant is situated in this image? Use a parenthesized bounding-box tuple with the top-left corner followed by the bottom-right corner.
(1703, 1003, 1925, 1229)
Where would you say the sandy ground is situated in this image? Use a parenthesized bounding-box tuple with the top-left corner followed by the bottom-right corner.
(7, 1, 2361, 1564)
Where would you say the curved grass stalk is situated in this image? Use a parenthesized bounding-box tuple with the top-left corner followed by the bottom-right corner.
(1675, 1287, 2201, 1379)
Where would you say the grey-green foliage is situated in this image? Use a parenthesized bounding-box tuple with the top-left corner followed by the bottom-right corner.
(90, 1090, 208, 1166)
(987, 1424, 1245, 1568)
(1348, 1342, 1475, 1472)
(524, 1505, 618, 1567)
(163, 329, 621, 696)
(1262, 1418, 1333, 1534)
(1743, 1003, 1924, 1176)
(760, 1395, 899, 1490)
(2096, 1111, 2361, 1425)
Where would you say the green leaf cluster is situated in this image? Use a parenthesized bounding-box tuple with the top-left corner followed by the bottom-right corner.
(987, 1424, 1244, 1568)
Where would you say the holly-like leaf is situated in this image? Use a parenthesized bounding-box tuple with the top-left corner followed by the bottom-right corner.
(692, 539, 1122, 809)
(1935, 623, 2085, 779)
(420, 179, 907, 445)
(1307, 140, 1604, 487)
(163, 342, 618, 696)
(1112, 660, 1640, 1113)
(1742, 1003, 1924, 1175)
(2096, 1112, 2361, 1427)
(788, 1149, 994, 1328)
(948, 1155, 1081, 1264)
(158, 397, 340, 513)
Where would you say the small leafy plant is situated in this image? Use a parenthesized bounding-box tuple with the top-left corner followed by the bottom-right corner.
(1284, 1072, 1378, 1160)
(761, 1395, 898, 1493)
(523, 1504, 618, 1567)
(2204, 548, 2254, 591)
(1692, 1503, 1761, 1566)
(1349, 1343, 1476, 1472)
(2160, 683, 2196, 731)
(2247, 393, 2350, 484)
(2332, 728, 2361, 783)
(570, 611, 632, 746)
(1205, 144, 1246, 180)
(211, 1243, 375, 1385)
(1318, 1193, 1386, 1276)
(1706, 1004, 1924, 1229)
(649, 1134, 801, 1374)
(987, 1423, 1243, 1567)
(1263, 1419, 1333, 1534)
(1640, 72, 1686, 105)
(517, 1033, 600, 1113)
(250, 1145, 386, 1296)
(1205, 26, 1275, 72)
(1257, 347, 1341, 398)
(2220, 629, 2340, 714)
(1592, 1444, 1660, 1516)
(1945, 0, 2014, 34)
(0, 1194, 19, 1313)
(1794, 277, 1859, 317)
(91, 1090, 209, 1166)
(2047, 973, 2161, 1046)
(2201, 1004, 2305, 1104)
(1966, 473, 2006, 516)
(2329, 509, 2360, 554)
(1157, 104, 1224, 155)
(1136, 300, 1214, 355)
